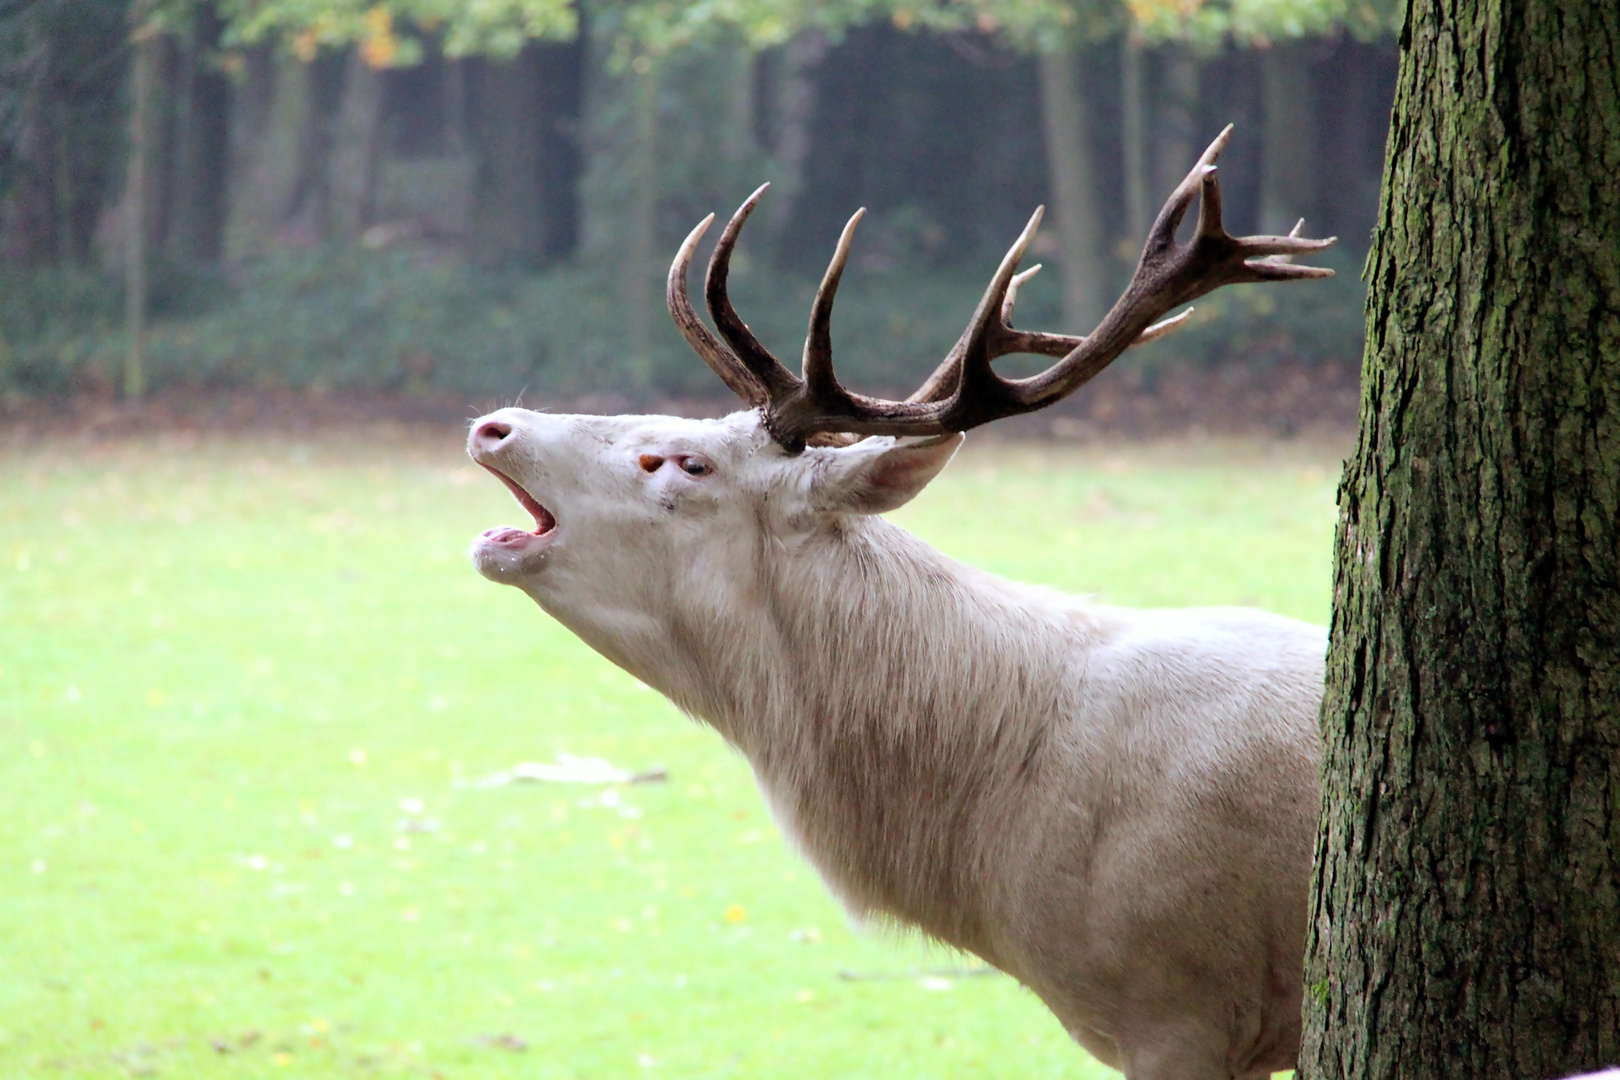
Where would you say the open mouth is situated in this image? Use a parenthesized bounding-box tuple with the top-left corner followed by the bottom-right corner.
(479, 464, 557, 542)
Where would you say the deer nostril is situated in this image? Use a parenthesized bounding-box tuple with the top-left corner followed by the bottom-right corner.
(476, 421, 513, 447)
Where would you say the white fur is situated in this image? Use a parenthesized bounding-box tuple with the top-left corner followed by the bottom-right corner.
(467, 407, 1323, 1080)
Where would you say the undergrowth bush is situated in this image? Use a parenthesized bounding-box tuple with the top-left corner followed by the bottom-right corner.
(0, 246, 1366, 403)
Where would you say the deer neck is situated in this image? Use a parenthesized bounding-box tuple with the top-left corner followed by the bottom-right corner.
(661, 516, 1099, 954)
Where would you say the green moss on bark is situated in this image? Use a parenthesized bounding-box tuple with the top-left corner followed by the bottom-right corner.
(1301, 1, 1620, 1077)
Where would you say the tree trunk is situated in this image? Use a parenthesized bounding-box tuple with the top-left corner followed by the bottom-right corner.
(326, 48, 386, 241)
(146, 34, 180, 258)
(0, 32, 57, 264)
(168, 2, 230, 262)
(470, 47, 544, 262)
(226, 51, 316, 256)
(535, 35, 584, 263)
(1119, 33, 1150, 244)
(624, 56, 658, 374)
(760, 28, 827, 252)
(1259, 40, 1316, 235)
(444, 56, 469, 157)
(721, 45, 759, 180)
(1037, 45, 1108, 331)
(1155, 43, 1199, 199)
(225, 43, 274, 240)
(1301, 1, 1620, 1077)
(124, 19, 158, 402)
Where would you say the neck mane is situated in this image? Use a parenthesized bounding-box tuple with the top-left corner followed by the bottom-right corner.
(654, 516, 1109, 958)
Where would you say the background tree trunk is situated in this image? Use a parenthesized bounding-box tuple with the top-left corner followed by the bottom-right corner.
(535, 35, 584, 263)
(0, 32, 57, 264)
(227, 51, 317, 256)
(721, 44, 758, 181)
(624, 56, 658, 374)
(138, 34, 179, 260)
(168, 3, 230, 262)
(760, 29, 827, 254)
(326, 49, 385, 241)
(443, 55, 469, 158)
(471, 38, 585, 264)
(470, 47, 545, 262)
(1155, 43, 1199, 198)
(1037, 45, 1108, 331)
(1259, 40, 1316, 234)
(124, 18, 157, 402)
(1301, 1, 1620, 1077)
(1119, 33, 1150, 244)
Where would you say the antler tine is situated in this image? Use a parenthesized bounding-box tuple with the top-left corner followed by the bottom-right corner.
(1002, 264, 1042, 325)
(1141, 124, 1231, 264)
(958, 204, 1046, 384)
(1001, 264, 1197, 352)
(704, 184, 801, 401)
(1001, 130, 1335, 412)
(668, 128, 1335, 450)
(906, 205, 1047, 404)
(667, 213, 765, 406)
(908, 207, 1203, 409)
(1232, 225, 1338, 265)
(1135, 307, 1195, 345)
(1193, 163, 1225, 241)
(802, 208, 865, 398)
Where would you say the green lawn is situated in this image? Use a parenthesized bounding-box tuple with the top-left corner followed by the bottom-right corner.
(0, 428, 1343, 1078)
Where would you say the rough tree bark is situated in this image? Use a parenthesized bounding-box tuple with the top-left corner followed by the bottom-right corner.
(1301, 1, 1620, 1078)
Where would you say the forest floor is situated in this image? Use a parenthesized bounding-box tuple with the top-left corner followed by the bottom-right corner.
(0, 431, 1340, 1078)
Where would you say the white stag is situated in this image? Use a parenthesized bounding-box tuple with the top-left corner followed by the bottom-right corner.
(466, 128, 1334, 1080)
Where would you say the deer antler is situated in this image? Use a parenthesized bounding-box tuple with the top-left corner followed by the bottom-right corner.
(667, 125, 1336, 452)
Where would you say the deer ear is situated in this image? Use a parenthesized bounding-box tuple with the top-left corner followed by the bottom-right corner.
(810, 433, 964, 515)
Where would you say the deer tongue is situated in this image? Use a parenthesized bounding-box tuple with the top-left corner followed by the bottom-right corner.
(480, 465, 557, 535)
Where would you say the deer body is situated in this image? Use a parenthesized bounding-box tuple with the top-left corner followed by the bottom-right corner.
(467, 129, 1335, 1079)
(469, 410, 1322, 1079)
(714, 518, 1323, 1080)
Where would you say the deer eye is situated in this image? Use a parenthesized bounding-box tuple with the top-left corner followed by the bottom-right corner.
(677, 455, 713, 477)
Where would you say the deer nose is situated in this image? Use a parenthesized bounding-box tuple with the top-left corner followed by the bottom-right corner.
(472, 420, 513, 454)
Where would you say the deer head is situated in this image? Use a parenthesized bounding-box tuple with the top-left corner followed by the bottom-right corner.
(467, 126, 1333, 693)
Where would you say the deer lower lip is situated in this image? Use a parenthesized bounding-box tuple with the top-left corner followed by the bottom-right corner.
(480, 465, 557, 536)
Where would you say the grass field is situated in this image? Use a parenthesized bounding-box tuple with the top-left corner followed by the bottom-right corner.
(0, 427, 1344, 1079)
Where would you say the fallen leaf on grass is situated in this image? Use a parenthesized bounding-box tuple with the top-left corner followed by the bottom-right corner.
(469, 753, 668, 788)
(835, 966, 1000, 982)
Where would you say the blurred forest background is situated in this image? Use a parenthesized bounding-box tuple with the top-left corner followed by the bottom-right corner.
(0, 0, 1399, 418)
